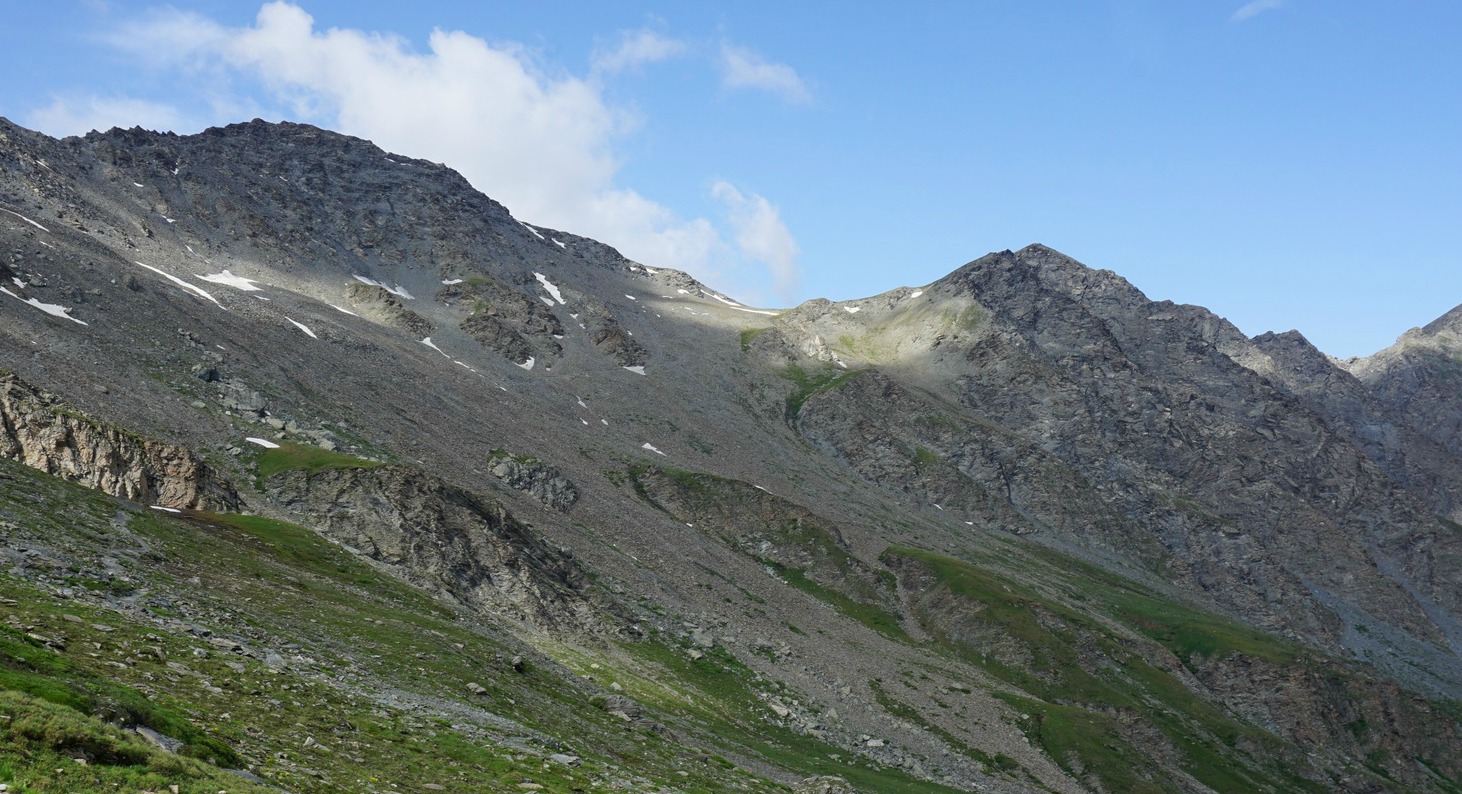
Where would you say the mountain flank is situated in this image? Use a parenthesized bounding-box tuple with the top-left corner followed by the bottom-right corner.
(2, 117, 1460, 792)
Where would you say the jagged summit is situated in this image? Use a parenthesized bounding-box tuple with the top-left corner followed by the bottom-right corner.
(2, 117, 1461, 792)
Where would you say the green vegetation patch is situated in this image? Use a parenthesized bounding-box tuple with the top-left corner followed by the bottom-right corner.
(254, 439, 381, 483)
(883, 546, 1327, 794)
(780, 363, 864, 417)
(739, 327, 769, 352)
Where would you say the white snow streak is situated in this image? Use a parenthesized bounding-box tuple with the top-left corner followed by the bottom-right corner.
(442, 278, 464, 285)
(641, 442, 666, 456)
(540, 297, 556, 308)
(286, 318, 317, 338)
(197, 270, 262, 291)
(708, 293, 741, 307)
(352, 274, 414, 299)
(0, 287, 88, 325)
(534, 272, 566, 304)
(552, 238, 566, 249)
(520, 222, 545, 240)
(843, 306, 861, 314)
(0, 208, 49, 232)
(623, 365, 646, 376)
(421, 337, 449, 357)
(328, 304, 358, 316)
(150, 505, 181, 513)
(517, 357, 536, 370)
(624, 294, 637, 301)
(245, 437, 280, 449)
(134, 262, 221, 306)
(576, 395, 589, 409)
(909, 290, 924, 299)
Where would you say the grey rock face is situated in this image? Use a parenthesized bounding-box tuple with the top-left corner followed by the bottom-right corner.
(265, 463, 601, 634)
(0, 370, 239, 511)
(486, 452, 578, 512)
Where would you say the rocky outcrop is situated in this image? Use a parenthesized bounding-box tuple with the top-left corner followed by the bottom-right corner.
(582, 301, 647, 368)
(265, 464, 601, 634)
(346, 282, 433, 337)
(0, 371, 239, 511)
(486, 452, 578, 512)
(441, 277, 563, 365)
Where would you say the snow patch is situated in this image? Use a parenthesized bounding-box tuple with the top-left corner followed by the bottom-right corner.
(520, 222, 545, 240)
(133, 182, 144, 188)
(624, 294, 636, 301)
(442, 278, 463, 285)
(540, 297, 556, 308)
(709, 293, 742, 307)
(352, 274, 414, 299)
(517, 357, 535, 371)
(0, 287, 88, 325)
(576, 396, 589, 409)
(197, 270, 262, 291)
(552, 238, 566, 248)
(11, 277, 24, 289)
(328, 304, 358, 316)
(843, 306, 861, 314)
(150, 506, 181, 513)
(909, 289, 924, 299)
(421, 337, 450, 357)
(534, 272, 566, 304)
(245, 437, 280, 449)
(641, 442, 666, 456)
(0, 208, 49, 232)
(601, 418, 609, 426)
(677, 289, 689, 295)
(623, 365, 646, 376)
(134, 262, 221, 306)
(286, 318, 317, 338)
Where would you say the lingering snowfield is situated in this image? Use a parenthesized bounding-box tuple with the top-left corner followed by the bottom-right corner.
(534, 272, 566, 304)
(352, 274, 414, 299)
(328, 304, 358, 316)
(844, 306, 861, 314)
(245, 437, 280, 449)
(286, 318, 317, 338)
(552, 238, 566, 248)
(709, 293, 741, 307)
(197, 270, 262, 291)
(134, 262, 221, 306)
(641, 442, 666, 456)
(1, 208, 49, 232)
(442, 278, 464, 285)
(520, 222, 545, 240)
(540, 297, 555, 308)
(517, 357, 535, 370)
(150, 506, 181, 513)
(576, 396, 589, 408)
(0, 286, 88, 325)
(421, 337, 449, 357)
(909, 289, 924, 299)
(623, 365, 646, 375)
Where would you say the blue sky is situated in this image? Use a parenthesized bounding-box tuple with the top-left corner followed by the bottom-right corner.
(3, 1, 1459, 357)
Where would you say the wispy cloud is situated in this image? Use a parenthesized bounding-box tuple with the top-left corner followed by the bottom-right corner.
(720, 44, 811, 104)
(31, 2, 801, 300)
(1230, 0, 1285, 23)
(591, 29, 686, 75)
(711, 181, 800, 301)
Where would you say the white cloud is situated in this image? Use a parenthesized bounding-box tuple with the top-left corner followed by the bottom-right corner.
(82, 2, 800, 301)
(1230, 0, 1285, 22)
(592, 29, 687, 74)
(26, 96, 191, 137)
(720, 44, 811, 104)
(711, 181, 800, 300)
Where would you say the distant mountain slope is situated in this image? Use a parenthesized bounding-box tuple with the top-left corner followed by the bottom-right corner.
(2, 117, 1459, 792)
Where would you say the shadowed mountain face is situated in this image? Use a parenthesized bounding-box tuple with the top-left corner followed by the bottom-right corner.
(2, 117, 1460, 793)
